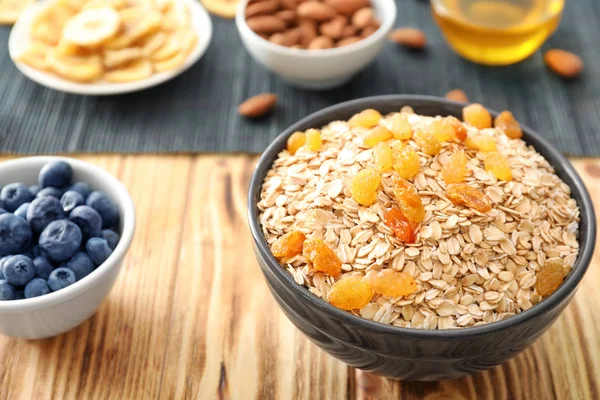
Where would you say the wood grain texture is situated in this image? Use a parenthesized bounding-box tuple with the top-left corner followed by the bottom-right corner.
(0, 155, 598, 400)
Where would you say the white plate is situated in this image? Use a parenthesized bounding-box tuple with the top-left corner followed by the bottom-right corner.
(8, 0, 213, 95)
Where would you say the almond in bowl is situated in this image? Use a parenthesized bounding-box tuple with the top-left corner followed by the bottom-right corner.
(235, 0, 396, 89)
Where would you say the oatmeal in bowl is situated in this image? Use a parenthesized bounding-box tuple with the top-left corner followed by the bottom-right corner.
(248, 95, 595, 379)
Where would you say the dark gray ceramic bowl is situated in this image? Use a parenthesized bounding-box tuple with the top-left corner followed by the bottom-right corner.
(247, 95, 596, 380)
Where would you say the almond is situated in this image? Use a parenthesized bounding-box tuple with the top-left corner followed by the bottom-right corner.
(238, 93, 278, 118)
(247, 15, 287, 34)
(269, 33, 287, 45)
(245, 0, 280, 18)
(337, 36, 361, 47)
(445, 89, 469, 103)
(360, 24, 377, 38)
(283, 27, 302, 45)
(352, 7, 373, 29)
(280, 0, 296, 10)
(276, 10, 297, 23)
(325, 0, 369, 15)
(544, 49, 583, 79)
(388, 27, 427, 49)
(308, 36, 334, 50)
(297, 1, 336, 21)
(341, 24, 358, 38)
(299, 18, 318, 46)
(319, 15, 346, 39)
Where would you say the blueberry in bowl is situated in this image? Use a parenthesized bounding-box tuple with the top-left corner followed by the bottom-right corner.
(0, 157, 135, 339)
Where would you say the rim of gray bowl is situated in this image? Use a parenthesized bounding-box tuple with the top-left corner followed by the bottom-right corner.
(0, 156, 136, 312)
(247, 94, 596, 339)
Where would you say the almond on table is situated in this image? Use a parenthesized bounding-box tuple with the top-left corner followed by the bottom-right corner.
(388, 27, 427, 49)
(238, 93, 278, 118)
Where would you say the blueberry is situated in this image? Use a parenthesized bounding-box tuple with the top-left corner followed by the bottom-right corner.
(2, 255, 35, 286)
(14, 202, 30, 220)
(0, 183, 34, 212)
(86, 237, 112, 266)
(36, 187, 63, 199)
(27, 196, 65, 234)
(101, 229, 120, 251)
(32, 245, 44, 258)
(0, 256, 11, 279)
(61, 191, 84, 214)
(29, 185, 41, 196)
(39, 160, 72, 189)
(47, 267, 76, 291)
(33, 257, 54, 280)
(68, 182, 92, 200)
(39, 220, 82, 263)
(86, 192, 119, 229)
(0, 280, 16, 300)
(0, 209, 7, 215)
(14, 289, 25, 300)
(0, 214, 32, 256)
(24, 278, 51, 298)
(69, 206, 102, 239)
(63, 252, 94, 281)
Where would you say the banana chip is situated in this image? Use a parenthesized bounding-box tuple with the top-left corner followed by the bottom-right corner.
(138, 31, 167, 57)
(16, 43, 51, 70)
(0, 0, 35, 25)
(103, 8, 161, 49)
(46, 48, 104, 82)
(104, 59, 152, 82)
(153, 52, 184, 72)
(103, 47, 143, 68)
(201, 0, 237, 19)
(63, 7, 121, 46)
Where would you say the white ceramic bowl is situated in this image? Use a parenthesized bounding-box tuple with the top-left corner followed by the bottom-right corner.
(8, 0, 213, 95)
(236, 0, 396, 89)
(0, 157, 135, 339)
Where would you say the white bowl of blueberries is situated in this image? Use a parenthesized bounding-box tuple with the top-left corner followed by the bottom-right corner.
(0, 157, 135, 339)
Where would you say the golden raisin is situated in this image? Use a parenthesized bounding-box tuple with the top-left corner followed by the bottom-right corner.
(462, 103, 492, 129)
(445, 116, 468, 141)
(364, 125, 393, 147)
(393, 145, 420, 180)
(349, 109, 382, 128)
(414, 130, 442, 156)
(494, 111, 523, 139)
(446, 183, 492, 212)
(464, 135, 497, 152)
(392, 178, 425, 225)
(430, 119, 454, 142)
(328, 276, 374, 310)
(351, 167, 381, 206)
(364, 269, 417, 297)
(384, 208, 415, 243)
(442, 150, 468, 184)
(271, 231, 306, 259)
(303, 239, 342, 277)
(287, 131, 306, 155)
(484, 152, 513, 181)
(389, 113, 413, 140)
(374, 142, 393, 172)
(535, 259, 565, 297)
(306, 129, 322, 151)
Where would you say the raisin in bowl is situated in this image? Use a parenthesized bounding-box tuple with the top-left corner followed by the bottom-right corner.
(0, 157, 135, 339)
(247, 95, 595, 380)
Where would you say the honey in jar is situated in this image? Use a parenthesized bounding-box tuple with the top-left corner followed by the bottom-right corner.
(431, 0, 565, 65)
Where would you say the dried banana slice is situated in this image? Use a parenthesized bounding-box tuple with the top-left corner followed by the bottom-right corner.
(46, 48, 104, 82)
(153, 52, 185, 72)
(161, 1, 190, 31)
(83, 0, 127, 10)
(201, 0, 238, 19)
(0, 0, 34, 24)
(150, 34, 179, 61)
(31, 2, 76, 45)
(103, 47, 143, 69)
(103, 8, 161, 49)
(16, 42, 51, 70)
(55, 38, 87, 56)
(103, 59, 152, 82)
(138, 31, 167, 57)
(63, 7, 121, 46)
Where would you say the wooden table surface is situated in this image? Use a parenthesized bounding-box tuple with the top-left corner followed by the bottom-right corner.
(0, 154, 598, 400)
